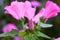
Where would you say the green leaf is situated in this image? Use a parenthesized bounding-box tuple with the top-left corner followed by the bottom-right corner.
(24, 35, 36, 40)
(17, 19, 24, 30)
(19, 32, 26, 37)
(0, 30, 18, 37)
(51, 38, 55, 40)
(23, 32, 37, 40)
(37, 31, 51, 39)
(17, 25, 23, 30)
(31, 37, 36, 40)
(39, 22, 53, 28)
(24, 36, 30, 40)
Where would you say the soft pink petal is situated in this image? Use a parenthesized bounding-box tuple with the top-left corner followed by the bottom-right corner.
(46, 1, 59, 10)
(25, 8, 36, 20)
(5, 6, 19, 20)
(24, 1, 32, 8)
(19, 30, 25, 32)
(43, 1, 59, 19)
(11, 1, 25, 18)
(14, 36, 23, 40)
(2, 23, 18, 33)
(5, 1, 25, 20)
(29, 20, 34, 30)
(31, 1, 41, 7)
(44, 10, 58, 18)
(24, 1, 36, 20)
(55, 37, 60, 40)
(32, 8, 45, 23)
(59, 8, 60, 12)
(2, 26, 8, 33)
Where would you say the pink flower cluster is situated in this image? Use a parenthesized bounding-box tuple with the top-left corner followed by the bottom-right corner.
(4, 0, 59, 30)
(3, 0, 60, 40)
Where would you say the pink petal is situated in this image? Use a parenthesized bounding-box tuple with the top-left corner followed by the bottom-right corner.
(14, 36, 23, 40)
(32, 8, 45, 23)
(55, 37, 60, 40)
(2, 23, 18, 33)
(31, 1, 41, 7)
(29, 20, 34, 30)
(44, 10, 58, 18)
(25, 8, 36, 20)
(5, 1, 25, 20)
(24, 1, 36, 20)
(11, 1, 25, 18)
(5, 6, 19, 20)
(24, 1, 32, 8)
(43, 1, 59, 19)
(19, 30, 25, 32)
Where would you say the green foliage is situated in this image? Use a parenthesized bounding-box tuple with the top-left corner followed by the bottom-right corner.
(0, 30, 18, 37)
(24, 35, 36, 40)
(19, 32, 26, 37)
(37, 31, 51, 39)
(39, 22, 53, 28)
(19, 29, 51, 40)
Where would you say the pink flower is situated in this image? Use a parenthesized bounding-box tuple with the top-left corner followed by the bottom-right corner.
(24, 1, 41, 23)
(29, 20, 34, 30)
(24, 1, 36, 30)
(14, 36, 23, 40)
(2, 23, 29, 33)
(2, 23, 18, 33)
(5, 1, 37, 20)
(24, 1, 44, 30)
(5, 0, 40, 24)
(5, 1, 25, 20)
(2, 23, 24, 40)
(42, 1, 59, 19)
(31, 1, 41, 7)
(24, 1, 36, 20)
(5, 0, 38, 21)
(2, 23, 28, 33)
(32, 1, 59, 23)
(55, 37, 60, 40)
